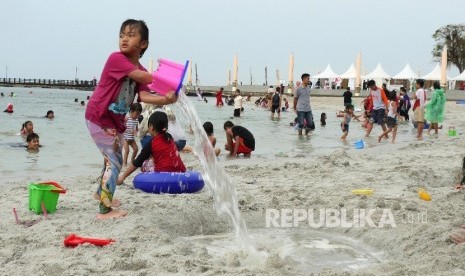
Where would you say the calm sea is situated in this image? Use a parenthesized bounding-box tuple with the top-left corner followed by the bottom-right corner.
(0, 87, 373, 183)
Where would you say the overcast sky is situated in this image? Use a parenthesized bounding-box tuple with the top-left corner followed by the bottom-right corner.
(1, 0, 464, 85)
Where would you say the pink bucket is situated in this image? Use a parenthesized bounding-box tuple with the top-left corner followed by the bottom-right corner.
(149, 59, 189, 95)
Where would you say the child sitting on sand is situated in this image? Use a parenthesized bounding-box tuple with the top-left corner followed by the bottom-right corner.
(340, 104, 361, 141)
(117, 111, 186, 184)
(203, 121, 221, 156)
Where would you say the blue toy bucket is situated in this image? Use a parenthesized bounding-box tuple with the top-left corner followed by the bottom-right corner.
(354, 139, 364, 149)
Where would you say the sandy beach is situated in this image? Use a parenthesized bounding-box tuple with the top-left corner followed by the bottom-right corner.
(1, 97, 465, 275)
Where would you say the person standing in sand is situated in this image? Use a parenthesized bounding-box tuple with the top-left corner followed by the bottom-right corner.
(425, 81, 446, 135)
(293, 73, 314, 136)
(412, 79, 427, 140)
(364, 80, 389, 138)
(378, 91, 399, 143)
(85, 19, 177, 219)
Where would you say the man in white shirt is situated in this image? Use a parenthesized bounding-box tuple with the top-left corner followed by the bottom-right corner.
(412, 79, 426, 140)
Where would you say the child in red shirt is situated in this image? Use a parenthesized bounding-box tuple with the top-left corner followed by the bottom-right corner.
(118, 111, 186, 184)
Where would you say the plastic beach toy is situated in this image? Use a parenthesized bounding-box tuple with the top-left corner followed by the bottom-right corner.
(28, 181, 66, 214)
(351, 189, 374, 195)
(418, 188, 431, 201)
(354, 139, 364, 149)
(448, 127, 457, 136)
(149, 59, 189, 95)
(64, 234, 115, 247)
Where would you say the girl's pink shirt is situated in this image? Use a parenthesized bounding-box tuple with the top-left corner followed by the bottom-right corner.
(85, 52, 149, 133)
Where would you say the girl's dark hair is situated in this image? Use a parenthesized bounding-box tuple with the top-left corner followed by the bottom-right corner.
(400, 87, 406, 93)
(389, 90, 397, 101)
(130, 103, 142, 113)
(433, 81, 441, 90)
(45, 110, 54, 117)
(120, 19, 149, 58)
(21, 120, 32, 131)
(148, 111, 172, 141)
(203, 121, 214, 135)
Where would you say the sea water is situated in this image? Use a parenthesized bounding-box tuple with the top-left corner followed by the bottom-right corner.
(0, 86, 345, 183)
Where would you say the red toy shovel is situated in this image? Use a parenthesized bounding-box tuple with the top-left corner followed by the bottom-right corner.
(64, 234, 115, 247)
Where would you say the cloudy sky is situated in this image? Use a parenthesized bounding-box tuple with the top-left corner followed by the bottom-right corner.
(1, 0, 464, 85)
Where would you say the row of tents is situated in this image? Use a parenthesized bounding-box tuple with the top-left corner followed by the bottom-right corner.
(313, 63, 465, 81)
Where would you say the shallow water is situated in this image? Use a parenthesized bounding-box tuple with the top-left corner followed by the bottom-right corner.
(184, 228, 384, 273)
(0, 86, 418, 183)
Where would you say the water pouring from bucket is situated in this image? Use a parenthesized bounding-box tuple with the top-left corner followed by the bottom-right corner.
(176, 91, 249, 247)
(149, 59, 189, 96)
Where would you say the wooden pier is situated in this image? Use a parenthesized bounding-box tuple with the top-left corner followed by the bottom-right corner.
(0, 78, 96, 91)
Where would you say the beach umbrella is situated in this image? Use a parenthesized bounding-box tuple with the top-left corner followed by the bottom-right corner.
(441, 46, 448, 88)
(233, 54, 238, 87)
(276, 69, 280, 86)
(288, 52, 294, 84)
(355, 52, 362, 90)
(186, 58, 193, 86)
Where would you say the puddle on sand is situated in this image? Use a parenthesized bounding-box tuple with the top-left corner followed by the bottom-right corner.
(183, 228, 384, 273)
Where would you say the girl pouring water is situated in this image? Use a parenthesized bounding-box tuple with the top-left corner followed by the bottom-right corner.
(85, 19, 177, 219)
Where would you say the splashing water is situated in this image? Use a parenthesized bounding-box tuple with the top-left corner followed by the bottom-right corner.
(176, 91, 249, 245)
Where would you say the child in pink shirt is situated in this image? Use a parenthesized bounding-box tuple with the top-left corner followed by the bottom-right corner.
(85, 19, 177, 220)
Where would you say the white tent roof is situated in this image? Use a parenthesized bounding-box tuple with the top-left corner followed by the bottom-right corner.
(421, 63, 451, 80)
(421, 64, 441, 80)
(392, 63, 418, 80)
(339, 63, 356, 79)
(364, 63, 390, 79)
(314, 64, 340, 79)
(451, 70, 465, 81)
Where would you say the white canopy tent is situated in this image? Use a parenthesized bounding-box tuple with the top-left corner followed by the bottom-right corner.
(451, 70, 465, 81)
(314, 64, 340, 89)
(314, 64, 340, 79)
(392, 63, 418, 79)
(363, 63, 390, 87)
(364, 63, 390, 79)
(340, 63, 356, 90)
(421, 63, 442, 80)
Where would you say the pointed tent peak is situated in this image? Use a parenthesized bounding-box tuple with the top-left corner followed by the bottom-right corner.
(451, 69, 465, 81)
(421, 63, 441, 80)
(314, 64, 340, 79)
(392, 63, 419, 80)
(422, 63, 451, 80)
(340, 63, 356, 79)
(364, 63, 390, 79)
